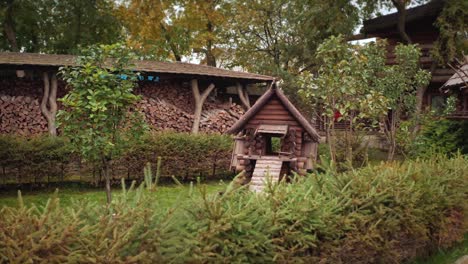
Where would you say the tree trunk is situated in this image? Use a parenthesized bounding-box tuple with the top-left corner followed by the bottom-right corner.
(102, 157, 112, 204)
(3, 0, 19, 52)
(387, 110, 397, 161)
(191, 79, 215, 133)
(392, 0, 412, 44)
(41, 72, 58, 136)
(160, 23, 182, 62)
(236, 82, 251, 110)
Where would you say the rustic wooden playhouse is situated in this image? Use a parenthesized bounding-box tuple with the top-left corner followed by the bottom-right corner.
(226, 84, 320, 191)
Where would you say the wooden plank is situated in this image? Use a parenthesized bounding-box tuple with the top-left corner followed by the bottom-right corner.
(248, 120, 300, 126)
(262, 105, 287, 110)
(251, 115, 296, 121)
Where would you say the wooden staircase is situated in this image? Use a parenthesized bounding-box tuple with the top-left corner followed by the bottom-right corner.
(249, 157, 283, 192)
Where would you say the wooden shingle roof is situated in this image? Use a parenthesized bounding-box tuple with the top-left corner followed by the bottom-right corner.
(226, 85, 320, 141)
(442, 60, 468, 89)
(0, 52, 275, 82)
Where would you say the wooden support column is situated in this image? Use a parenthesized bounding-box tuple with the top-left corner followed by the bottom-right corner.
(41, 72, 58, 136)
(191, 79, 215, 133)
(236, 82, 250, 110)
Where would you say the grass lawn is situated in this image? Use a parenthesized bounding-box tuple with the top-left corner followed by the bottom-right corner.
(0, 180, 227, 209)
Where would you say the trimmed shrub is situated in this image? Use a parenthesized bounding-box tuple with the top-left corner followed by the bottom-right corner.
(0, 155, 466, 263)
(0, 132, 233, 185)
(0, 135, 72, 185)
(118, 132, 233, 181)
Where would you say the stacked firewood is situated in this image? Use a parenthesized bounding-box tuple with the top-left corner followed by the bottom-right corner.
(136, 96, 193, 132)
(138, 81, 195, 113)
(200, 104, 245, 133)
(0, 79, 245, 135)
(0, 95, 47, 134)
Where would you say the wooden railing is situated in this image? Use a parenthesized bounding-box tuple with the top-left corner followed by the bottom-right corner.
(446, 110, 468, 119)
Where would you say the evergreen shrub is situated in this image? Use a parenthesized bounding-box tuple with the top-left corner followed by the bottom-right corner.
(1, 155, 466, 263)
(410, 120, 468, 157)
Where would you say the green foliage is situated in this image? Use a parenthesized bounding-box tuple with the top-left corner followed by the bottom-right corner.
(432, 0, 468, 66)
(0, 156, 466, 263)
(0, 135, 72, 184)
(298, 35, 390, 163)
(58, 43, 145, 163)
(0, 0, 122, 53)
(410, 120, 468, 158)
(227, 0, 360, 75)
(0, 133, 233, 185)
(121, 132, 233, 180)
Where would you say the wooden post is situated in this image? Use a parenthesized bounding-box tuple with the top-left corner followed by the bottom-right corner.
(236, 82, 250, 109)
(191, 79, 215, 133)
(41, 72, 58, 136)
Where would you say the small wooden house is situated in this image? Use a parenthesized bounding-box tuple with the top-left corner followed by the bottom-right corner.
(441, 57, 468, 119)
(226, 84, 320, 191)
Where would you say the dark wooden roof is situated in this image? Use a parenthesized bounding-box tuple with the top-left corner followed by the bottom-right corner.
(0, 52, 275, 82)
(226, 85, 320, 141)
(361, 0, 444, 35)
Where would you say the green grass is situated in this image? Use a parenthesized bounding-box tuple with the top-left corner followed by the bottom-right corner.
(412, 234, 468, 264)
(0, 181, 227, 209)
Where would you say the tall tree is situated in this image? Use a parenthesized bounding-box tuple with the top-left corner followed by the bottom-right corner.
(226, 0, 359, 76)
(119, 0, 229, 66)
(0, 0, 122, 54)
(181, 0, 228, 67)
(118, 0, 189, 61)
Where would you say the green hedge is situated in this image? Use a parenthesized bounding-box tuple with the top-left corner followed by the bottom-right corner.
(0, 135, 72, 184)
(120, 132, 233, 181)
(1, 155, 466, 263)
(0, 133, 233, 185)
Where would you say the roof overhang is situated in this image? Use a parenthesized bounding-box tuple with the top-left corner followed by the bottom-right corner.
(0, 52, 275, 83)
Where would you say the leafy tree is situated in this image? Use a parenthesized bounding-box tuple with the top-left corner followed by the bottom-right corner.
(117, 0, 188, 61)
(226, 0, 359, 76)
(0, 0, 122, 53)
(58, 44, 146, 204)
(119, 0, 229, 66)
(298, 36, 389, 164)
(377, 44, 431, 159)
(432, 0, 468, 66)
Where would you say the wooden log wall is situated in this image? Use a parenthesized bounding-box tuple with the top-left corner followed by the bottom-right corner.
(246, 95, 304, 154)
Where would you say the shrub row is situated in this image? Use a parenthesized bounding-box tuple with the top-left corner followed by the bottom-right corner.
(1, 155, 467, 263)
(0, 132, 233, 185)
(120, 132, 233, 181)
(0, 135, 72, 185)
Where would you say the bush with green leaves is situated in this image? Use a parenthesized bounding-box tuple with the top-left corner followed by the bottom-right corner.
(0, 132, 233, 185)
(120, 132, 233, 181)
(1, 155, 466, 263)
(0, 135, 72, 185)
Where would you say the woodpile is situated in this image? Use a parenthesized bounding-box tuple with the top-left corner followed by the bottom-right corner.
(200, 104, 244, 133)
(1, 78, 245, 135)
(0, 95, 48, 134)
(137, 96, 193, 132)
(137, 95, 245, 134)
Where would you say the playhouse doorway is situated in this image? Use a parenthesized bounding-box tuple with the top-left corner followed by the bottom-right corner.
(255, 124, 288, 157)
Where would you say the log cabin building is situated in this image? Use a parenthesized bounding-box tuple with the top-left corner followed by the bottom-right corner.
(0, 52, 275, 135)
(358, 0, 467, 118)
(441, 57, 468, 119)
(226, 84, 320, 192)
